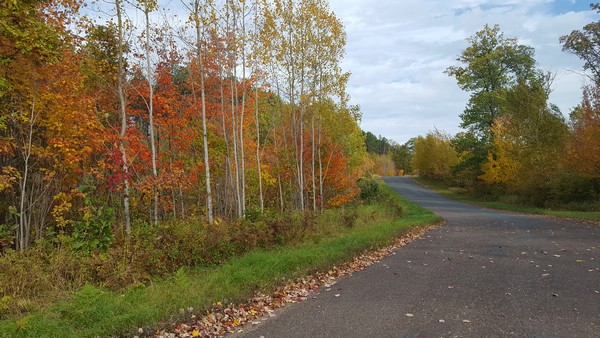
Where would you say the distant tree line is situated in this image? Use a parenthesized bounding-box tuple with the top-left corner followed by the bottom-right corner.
(363, 131, 414, 176)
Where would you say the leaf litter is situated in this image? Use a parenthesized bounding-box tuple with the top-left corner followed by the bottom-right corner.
(149, 224, 439, 337)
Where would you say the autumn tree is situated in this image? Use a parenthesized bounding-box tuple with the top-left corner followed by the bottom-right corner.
(138, 0, 159, 225)
(567, 85, 600, 179)
(185, 0, 215, 224)
(0, 0, 369, 251)
(479, 79, 569, 203)
(411, 130, 458, 182)
(257, 0, 352, 212)
(559, 3, 600, 204)
(0, 0, 108, 249)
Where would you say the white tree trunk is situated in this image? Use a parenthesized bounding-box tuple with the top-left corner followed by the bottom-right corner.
(116, 0, 131, 234)
(144, 5, 159, 226)
(194, 0, 213, 224)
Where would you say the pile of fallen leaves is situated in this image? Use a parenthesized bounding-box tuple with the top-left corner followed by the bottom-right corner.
(147, 224, 439, 338)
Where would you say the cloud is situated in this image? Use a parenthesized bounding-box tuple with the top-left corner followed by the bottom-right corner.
(329, 0, 595, 143)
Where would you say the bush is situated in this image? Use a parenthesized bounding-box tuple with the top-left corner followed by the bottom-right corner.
(0, 181, 407, 320)
(358, 178, 381, 202)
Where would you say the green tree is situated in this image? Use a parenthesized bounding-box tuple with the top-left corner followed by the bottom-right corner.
(390, 139, 414, 175)
(445, 24, 538, 184)
(446, 24, 537, 140)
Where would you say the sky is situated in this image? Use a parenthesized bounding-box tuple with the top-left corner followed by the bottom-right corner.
(326, 0, 597, 144)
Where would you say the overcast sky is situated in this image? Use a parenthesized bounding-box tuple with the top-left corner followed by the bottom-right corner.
(326, 0, 596, 144)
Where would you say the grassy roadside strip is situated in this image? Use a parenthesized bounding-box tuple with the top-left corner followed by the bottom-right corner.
(413, 176, 600, 221)
(0, 181, 440, 338)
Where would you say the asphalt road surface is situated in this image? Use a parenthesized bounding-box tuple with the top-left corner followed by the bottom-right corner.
(233, 176, 600, 337)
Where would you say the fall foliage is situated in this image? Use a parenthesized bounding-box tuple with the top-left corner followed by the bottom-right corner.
(0, 0, 367, 252)
(411, 130, 458, 182)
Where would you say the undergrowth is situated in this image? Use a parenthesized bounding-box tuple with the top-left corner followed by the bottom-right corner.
(0, 177, 428, 333)
(0, 177, 439, 337)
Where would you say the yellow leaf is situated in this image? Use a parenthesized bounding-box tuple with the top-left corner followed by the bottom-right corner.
(192, 329, 200, 337)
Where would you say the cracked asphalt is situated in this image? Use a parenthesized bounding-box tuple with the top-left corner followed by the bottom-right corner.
(233, 176, 600, 338)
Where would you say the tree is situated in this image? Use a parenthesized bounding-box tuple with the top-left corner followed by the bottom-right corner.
(114, 0, 133, 233)
(139, 0, 159, 225)
(567, 85, 600, 179)
(559, 3, 600, 202)
(560, 3, 600, 84)
(446, 24, 537, 140)
(479, 79, 569, 203)
(411, 130, 458, 182)
(390, 139, 414, 175)
(446, 24, 538, 184)
(187, 0, 214, 224)
(1, 0, 74, 250)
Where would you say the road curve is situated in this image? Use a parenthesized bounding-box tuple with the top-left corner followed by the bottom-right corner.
(233, 176, 600, 337)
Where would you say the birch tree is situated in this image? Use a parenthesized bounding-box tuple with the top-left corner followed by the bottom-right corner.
(190, 0, 214, 224)
(138, 0, 159, 225)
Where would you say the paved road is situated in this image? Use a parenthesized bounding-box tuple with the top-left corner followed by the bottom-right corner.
(234, 177, 600, 337)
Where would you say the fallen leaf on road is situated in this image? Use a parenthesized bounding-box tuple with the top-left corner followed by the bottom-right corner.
(576, 260, 584, 263)
(151, 224, 440, 338)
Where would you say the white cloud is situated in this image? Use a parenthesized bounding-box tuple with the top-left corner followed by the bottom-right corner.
(329, 0, 595, 143)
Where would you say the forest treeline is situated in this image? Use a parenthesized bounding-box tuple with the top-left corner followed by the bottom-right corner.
(372, 14, 599, 210)
(0, 0, 369, 253)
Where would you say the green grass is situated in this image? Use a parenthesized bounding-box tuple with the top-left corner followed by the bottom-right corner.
(0, 183, 439, 338)
(413, 176, 600, 221)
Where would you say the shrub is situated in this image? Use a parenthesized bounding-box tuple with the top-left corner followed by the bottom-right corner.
(357, 178, 381, 202)
(0, 180, 406, 319)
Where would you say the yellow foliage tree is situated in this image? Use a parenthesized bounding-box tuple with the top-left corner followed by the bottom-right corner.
(479, 116, 519, 186)
(411, 130, 458, 181)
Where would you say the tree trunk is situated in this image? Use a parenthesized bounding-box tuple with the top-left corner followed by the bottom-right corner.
(17, 79, 36, 251)
(239, 1, 247, 216)
(194, 0, 213, 224)
(311, 109, 316, 212)
(144, 5, 159, 226)
(255, 85, 264, 212)
(116, 0, 131, 234)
